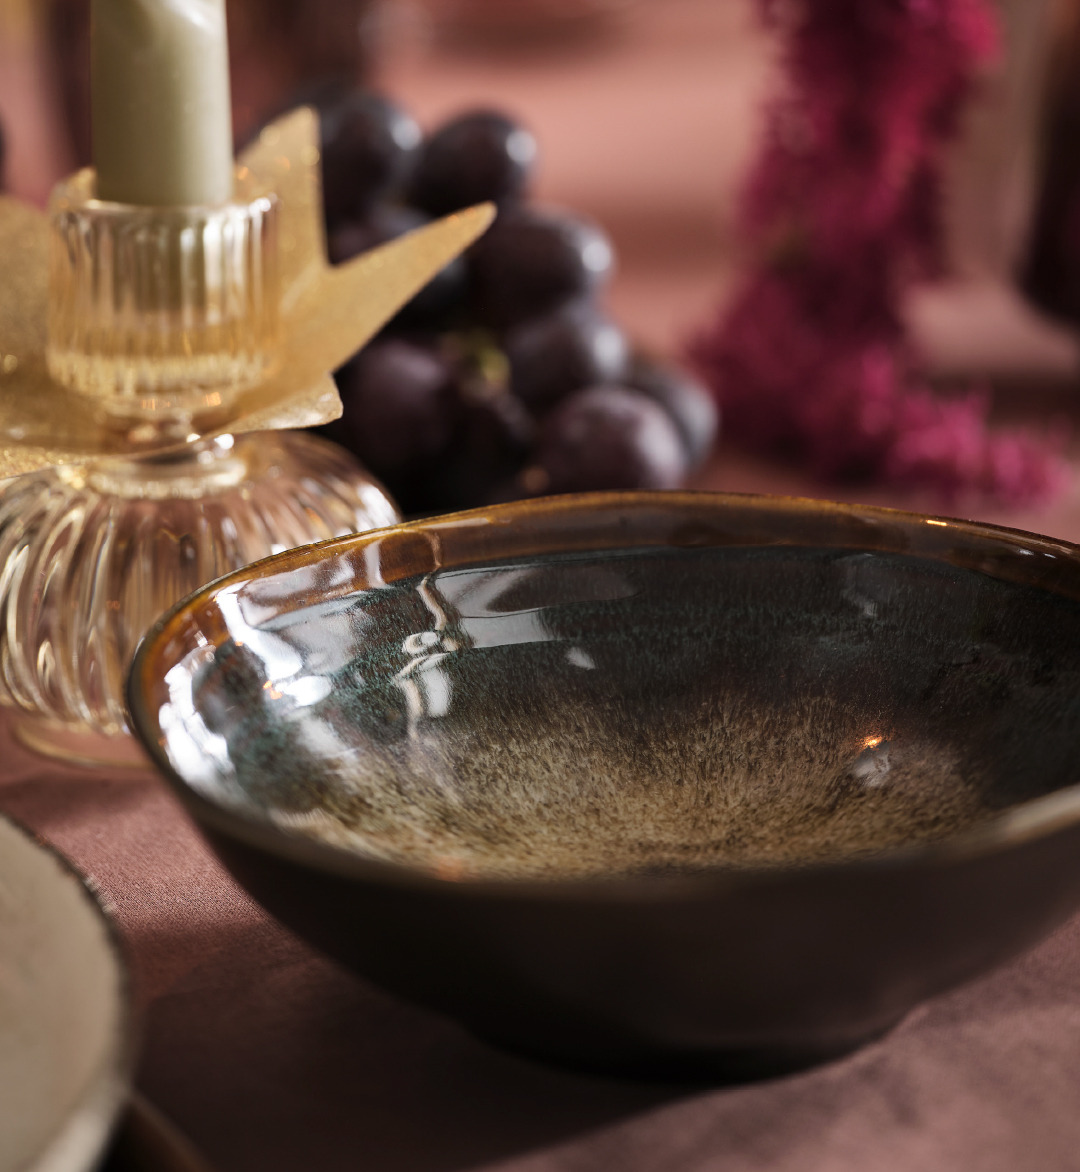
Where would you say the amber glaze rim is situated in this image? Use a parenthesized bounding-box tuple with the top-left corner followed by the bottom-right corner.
(128, 489, 1080, 900)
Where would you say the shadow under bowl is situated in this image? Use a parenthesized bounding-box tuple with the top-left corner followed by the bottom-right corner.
(128, 491, 1080, 1079)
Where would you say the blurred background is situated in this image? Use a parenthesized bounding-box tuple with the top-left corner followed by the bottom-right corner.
(1, 0, 772, 353)
(5, 0, 1080, 529)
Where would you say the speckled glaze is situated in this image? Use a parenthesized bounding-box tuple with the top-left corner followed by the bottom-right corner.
(129, 492, 1080, 1078)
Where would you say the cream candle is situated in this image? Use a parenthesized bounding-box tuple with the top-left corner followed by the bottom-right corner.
(91, 0, 234, 206)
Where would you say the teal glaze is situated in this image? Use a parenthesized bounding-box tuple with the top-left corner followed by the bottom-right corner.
(170, 544, 1080, 880)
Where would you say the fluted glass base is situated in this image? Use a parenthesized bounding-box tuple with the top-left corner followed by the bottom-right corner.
(0, 430, 399, 767)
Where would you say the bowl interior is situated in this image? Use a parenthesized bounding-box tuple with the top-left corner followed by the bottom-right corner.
(140, 500, 1080, 882)
(0, 816, 127, 1172)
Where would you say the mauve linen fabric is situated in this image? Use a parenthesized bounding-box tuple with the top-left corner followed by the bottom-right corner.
(3, 717, 1080, 1172)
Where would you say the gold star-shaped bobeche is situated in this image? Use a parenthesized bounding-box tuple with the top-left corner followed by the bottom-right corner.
(0, 108, 494, 479)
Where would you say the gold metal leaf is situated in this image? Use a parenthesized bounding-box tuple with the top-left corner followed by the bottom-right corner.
(240, 107, 326, 308)
(0, 111, 494, 478)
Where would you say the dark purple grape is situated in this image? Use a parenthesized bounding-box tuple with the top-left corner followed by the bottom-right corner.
(505, 304, 628, 413)
(625, 356, 719, 470)
(408, 109, 538, 217)
(328, 206, 467, 329)
(423, 391, 535, 511)
(532, 385, 688, 494)
(327, 217, 391, 267)
(332, 340, 458, 479)
(468, 206, 614, 329)
(320, 92, 422, 226)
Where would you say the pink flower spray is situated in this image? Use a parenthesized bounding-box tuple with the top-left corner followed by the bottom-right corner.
(690, 0, 1068, 505)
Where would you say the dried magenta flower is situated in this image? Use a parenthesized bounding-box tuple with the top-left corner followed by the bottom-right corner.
(690, 0, 1067, 507)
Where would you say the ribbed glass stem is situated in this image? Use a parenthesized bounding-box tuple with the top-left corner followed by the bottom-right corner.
(46, 168, 280, 421)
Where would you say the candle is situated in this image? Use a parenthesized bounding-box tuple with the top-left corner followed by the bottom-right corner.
(91, 0, 234, 206)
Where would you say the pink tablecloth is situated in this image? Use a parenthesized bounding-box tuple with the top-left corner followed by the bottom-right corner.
(3, 678, 1080, 1172)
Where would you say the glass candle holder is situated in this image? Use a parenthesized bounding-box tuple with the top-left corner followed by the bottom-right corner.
(46, 166, 280, 435)
(0, 430, 398, 768)
(0, 169, 400, 768)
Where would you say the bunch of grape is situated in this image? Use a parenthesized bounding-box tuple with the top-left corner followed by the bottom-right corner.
(310, 87, 719, 515)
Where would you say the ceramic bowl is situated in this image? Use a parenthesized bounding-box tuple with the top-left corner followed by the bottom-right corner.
(129, 491, 1080, 1078)
(0, 814, 130, 1171)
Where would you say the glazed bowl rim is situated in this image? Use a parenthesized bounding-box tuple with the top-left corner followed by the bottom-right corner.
(128, 489, 1080, 901)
